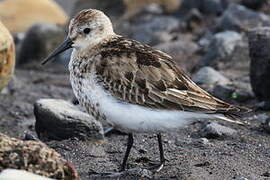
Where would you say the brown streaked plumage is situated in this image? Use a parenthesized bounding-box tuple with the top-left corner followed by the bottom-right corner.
(43, 9, 249, 174)
(95, 36, 244, 116)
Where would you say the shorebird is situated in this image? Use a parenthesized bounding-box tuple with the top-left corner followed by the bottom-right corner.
(42, 9, 248, 173)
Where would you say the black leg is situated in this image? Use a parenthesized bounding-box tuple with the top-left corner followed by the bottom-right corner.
(120, 133, 133, 171)
(157, 133, 165, 164)
(147, 133, 165, 172)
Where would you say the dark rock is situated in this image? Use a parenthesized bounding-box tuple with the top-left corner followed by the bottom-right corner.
(232, 87, 254, 102)
(212, 84, 235, 101)
(192, 138, 209, 146)
(217, 4, 270, 32)
(200, 0, 224, 15)
(181, 0, 202, 10)
(34, 99, 104, 141)
(23, 132, 38, 141)
(199, 122, 237, 138)
(241, 0, 268, 10)
(262, 171, 270, 177)
(255, 101, 270, 111)
(232, 177, 249, 180)
(126, 15, 180, 45)
(213, 81, 254, 103)
(192, 66, 230, 86)
(17, 23, 66, 65)
(248, 27, 270, 101)
(133, 15, 180, 45)
(185, 8, 209, 33)
(262, 116, 270, 133)
(182, 0, 228, 15)
(198, 31, 214, 53)
(151, 31, 174, 45)
(0, 133, 79, 179)
(200, 31, 243, 68)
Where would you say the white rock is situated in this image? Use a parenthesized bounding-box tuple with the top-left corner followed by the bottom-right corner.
(0, 169, 52, 180)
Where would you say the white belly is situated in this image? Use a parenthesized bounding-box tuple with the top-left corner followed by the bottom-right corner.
(70, 72, 216, 133)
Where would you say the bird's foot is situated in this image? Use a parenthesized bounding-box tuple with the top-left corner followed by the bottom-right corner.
(147, 161, 165, 172)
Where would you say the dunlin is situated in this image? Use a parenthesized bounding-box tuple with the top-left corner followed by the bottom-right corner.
(43, 9, 248, 172)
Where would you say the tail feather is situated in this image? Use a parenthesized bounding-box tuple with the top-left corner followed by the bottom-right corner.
(215, 105, 252, 125)
(214, 114, 248, 125)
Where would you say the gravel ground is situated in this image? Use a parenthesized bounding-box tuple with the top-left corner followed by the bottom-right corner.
(0, 65, 270, 180)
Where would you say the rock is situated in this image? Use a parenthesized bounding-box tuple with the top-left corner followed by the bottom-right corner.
(185, 8, 204, 32)
(248, 27, 270, 101)
(0, 0, 68, 33)
(241, 0, 268, 10)
(0, 133, 79, 179)
(17, 23, 66, 65)
(200, 31, 243, 68)
(129, 15, 180, 45)
(192, 66, 231, 86)
(151, 31, 175, 45)
(217, 4, 270, 32)
(192, 138, 209, 145)
(232, 87, 254, 102)
(255, 114, 269, 122)
(222, 37, 250, 71)
(262, 116, 270, 133)
(212, 82, 253, 102)
(199, 122, 237, 138)
(212, 84, 235, 100)
(198, 31, 214, 53)
(255, 101, 270, 111)
(182, 0, 226, 15)
(200, 0, 224, 15)
(154, 38, 200, 71)
(34, 99, 104, 141)
(0, 169, 53, 180)
(232, 177, 249, 180)
(262, 171, 270, 177)
(0, 21, 15, 91)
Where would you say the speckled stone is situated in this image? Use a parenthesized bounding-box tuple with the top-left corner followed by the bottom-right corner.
(0, 133, 79, 180)
(0, 21, 15, 91)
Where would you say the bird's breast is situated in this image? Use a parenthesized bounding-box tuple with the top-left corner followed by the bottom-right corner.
(69, 56, 107, 121)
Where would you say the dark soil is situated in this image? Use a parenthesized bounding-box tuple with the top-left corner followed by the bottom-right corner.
(1, 64, 270, 180)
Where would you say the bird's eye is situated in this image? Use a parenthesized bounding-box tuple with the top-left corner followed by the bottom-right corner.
(83, 28, 91, 34)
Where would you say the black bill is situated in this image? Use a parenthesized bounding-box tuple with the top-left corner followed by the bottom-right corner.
(41, 38, 73, 65)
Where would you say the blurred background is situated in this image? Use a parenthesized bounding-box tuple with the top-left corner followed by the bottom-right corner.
(1, 0, 270, 179)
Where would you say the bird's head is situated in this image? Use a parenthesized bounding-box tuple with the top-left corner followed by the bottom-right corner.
(42, 9, 115, 65)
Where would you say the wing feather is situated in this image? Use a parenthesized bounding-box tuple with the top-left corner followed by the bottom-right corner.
(94, 36, 247, 117)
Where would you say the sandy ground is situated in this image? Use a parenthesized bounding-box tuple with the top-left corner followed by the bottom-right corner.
(0, 65, 270, 180)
